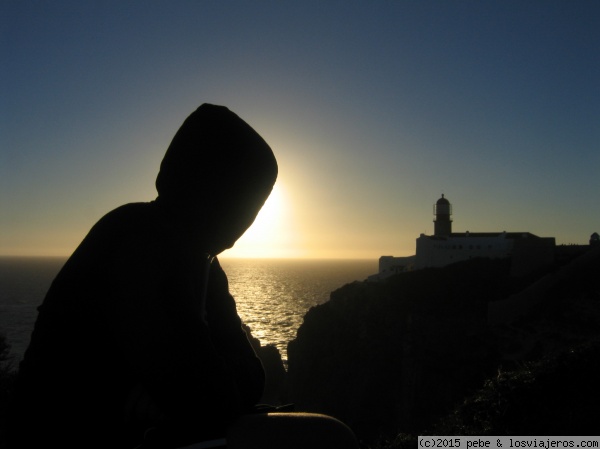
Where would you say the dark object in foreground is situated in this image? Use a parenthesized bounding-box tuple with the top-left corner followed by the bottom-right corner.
(7, 104, 358, 449)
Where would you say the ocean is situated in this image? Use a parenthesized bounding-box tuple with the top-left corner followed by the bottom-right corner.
(0, 256, 376, 364)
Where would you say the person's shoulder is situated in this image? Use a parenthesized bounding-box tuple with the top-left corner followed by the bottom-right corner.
(101, 201, 156, 220)
(58, 203, 161, 275)
(78, 202, 163, 252)
(94, 202, 157, 231)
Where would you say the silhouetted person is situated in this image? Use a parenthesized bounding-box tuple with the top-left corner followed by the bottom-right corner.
(8, 104, 358, 449)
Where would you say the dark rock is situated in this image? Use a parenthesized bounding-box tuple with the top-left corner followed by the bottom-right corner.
(287, 251, 600, 443)
(434, 340, 600, 435)
(242, 324, 288, 405)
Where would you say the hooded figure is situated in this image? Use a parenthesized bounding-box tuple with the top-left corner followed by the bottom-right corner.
(8, 104, 277, 448)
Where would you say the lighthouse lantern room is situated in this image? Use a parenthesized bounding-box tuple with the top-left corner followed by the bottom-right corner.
(434, 194, 452, 236)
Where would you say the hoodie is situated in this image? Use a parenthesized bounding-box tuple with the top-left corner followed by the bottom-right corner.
(8, 104, 276, 448)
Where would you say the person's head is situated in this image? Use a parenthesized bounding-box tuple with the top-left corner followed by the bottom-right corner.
(156, 104, 278, 255)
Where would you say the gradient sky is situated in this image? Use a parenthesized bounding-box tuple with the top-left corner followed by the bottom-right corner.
(1, 1, 599, 259)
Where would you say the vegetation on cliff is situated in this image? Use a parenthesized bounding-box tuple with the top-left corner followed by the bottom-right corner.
(434, 340, 600, 436)
(287, 248, 600, 446)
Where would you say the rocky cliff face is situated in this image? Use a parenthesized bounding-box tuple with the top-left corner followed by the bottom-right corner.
(242, 323, 288, 405)
(287, 248, 600, 442)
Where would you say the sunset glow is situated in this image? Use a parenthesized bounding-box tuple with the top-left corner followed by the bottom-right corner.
(1, 2, 598, 260)
(223, 184, 299, 259)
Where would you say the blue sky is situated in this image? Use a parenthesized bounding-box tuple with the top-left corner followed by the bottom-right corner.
(1, 1, 599, 258)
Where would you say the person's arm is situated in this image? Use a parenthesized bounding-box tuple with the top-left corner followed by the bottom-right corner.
(109, 238, 247, 427)
(204, 258, 265, 409)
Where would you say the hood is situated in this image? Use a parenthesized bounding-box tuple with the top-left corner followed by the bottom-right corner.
(155, 104, 278, 251)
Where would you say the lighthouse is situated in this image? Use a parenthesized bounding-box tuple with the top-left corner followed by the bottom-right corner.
(434, 194, 452, 236)
(372, 193, 556, 279)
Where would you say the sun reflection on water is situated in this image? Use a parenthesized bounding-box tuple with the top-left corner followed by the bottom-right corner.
(220, 258, 375, 362)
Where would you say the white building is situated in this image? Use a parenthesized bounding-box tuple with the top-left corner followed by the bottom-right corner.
(370, 194, 555, 280)
(369, 255, 416, 281)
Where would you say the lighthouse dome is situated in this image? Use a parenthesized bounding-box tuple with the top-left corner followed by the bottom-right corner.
(433, 194, 452, 235)
(436, 194, 450, 205)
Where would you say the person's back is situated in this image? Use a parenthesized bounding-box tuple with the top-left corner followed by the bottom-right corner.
(10, 200, 266, 447)
(11, 203, 160, 447)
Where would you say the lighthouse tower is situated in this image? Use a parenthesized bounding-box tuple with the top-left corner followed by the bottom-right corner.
(434, 194, 452, 236)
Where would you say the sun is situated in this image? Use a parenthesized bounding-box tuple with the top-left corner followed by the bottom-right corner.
(222, 183, 291, 258)
(252, 184, 284, 233)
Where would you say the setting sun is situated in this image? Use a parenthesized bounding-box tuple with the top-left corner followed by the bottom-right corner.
(223, 183, 297, 258)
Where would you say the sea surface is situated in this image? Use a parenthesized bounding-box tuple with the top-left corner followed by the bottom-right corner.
(0, 256, 376, 364)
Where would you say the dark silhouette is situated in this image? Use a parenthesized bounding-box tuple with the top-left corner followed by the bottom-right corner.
(288, 248, 600, 444)
(7, 104, 358, 449)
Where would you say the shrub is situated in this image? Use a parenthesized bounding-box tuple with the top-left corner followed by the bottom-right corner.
(433, 341, 600, 435)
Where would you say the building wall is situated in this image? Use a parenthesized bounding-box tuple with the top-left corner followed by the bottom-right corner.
(368, 255, 416, 280)
(415, 234, 513, 269)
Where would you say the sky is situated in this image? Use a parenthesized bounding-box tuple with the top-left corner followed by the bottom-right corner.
(1, 1, 599, 259)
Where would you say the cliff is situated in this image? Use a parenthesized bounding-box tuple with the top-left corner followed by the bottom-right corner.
(242, 323, 288, 405)
(287, 247, 600, 443)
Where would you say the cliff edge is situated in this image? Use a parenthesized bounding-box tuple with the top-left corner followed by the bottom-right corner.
(287, 248, 600, 443)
